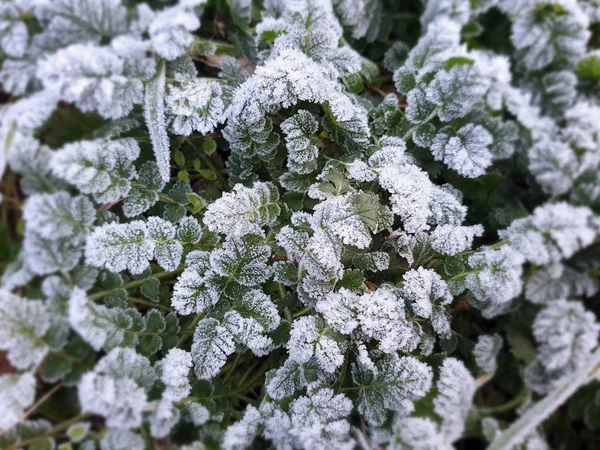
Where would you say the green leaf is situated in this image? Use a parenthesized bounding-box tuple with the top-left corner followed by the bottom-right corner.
(41, 353, 72, 383)
(202, 138, 217, 155)
(163, 204, 186, 223)
(141, 277, 161, 302)
(506, 326, 537, 364)
(174, 150, 186, 167)
(343, 73, 364, 94)
(28, 437, 55, 450)
(66, 422, 90, 443)
(187, 193, 208, 214)
(138, 335, 162, 356)
(577, 55, 600, 83)
(337, 269, 365, 290)
(199, 169, 217, 181)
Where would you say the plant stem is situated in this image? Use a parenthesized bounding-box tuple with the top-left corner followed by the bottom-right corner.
(224, 352, 242, 383)
(128, 297, 171, 311)
(0, 384, 63, 437)
(291, 306, 313, 319)
(7, 413, 92, 450)
(88, 269, 182, 301)
(402, 107, 440, 141)
(336, 350, 350, 393)
(478, 387, 529, 415)
(176, 313, 204, 347)
(233, 358, 272, 396)
(487, 348, 600, 450)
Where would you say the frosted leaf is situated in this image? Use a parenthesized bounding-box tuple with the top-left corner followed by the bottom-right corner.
(34, 0, 128, 47)
(288, 388, 355, 450)
(528, 139, 578, 196)
(429, 185, 467, 226)
(0, 14, 27, 58)
(233, 290, 280, 332)
(525, 300, 599, 394)
(391, 417, 451, 450)
(313, 191, 392, 249)
(511, 1, 589, 71)
(316, 288, 361, 335)
(525, 264, 598, 304)
(222, 405, 262, 450)
(149, 5, 200, 61)
(177, 216, 203, 244)
(420, 0, 471, 29)
(6, 136, 63, 196)
(123, 162, 166, 218)
(204, 182, 281, 237)
(379, 165, 433, 234)
(210, 234, 273, 287)
(37, 44, 144, 119)
(265, 359, 325, 400)
(352, 355, 433, 426)
(23, 231, 81, 275)
(1, 252, 35, 291)
(191, 317, 236, 380)
(405, 88, 437, 125)
(342, 249, 390, 272)
(149, 400, 181, 438)
(23, 192, 96, 241)
(464, 245, 524, 318)
(431, 224, 484, 255)
(433, 358, 475, 442)
(532, 300, 598, 373)
(323, 91, 371, 149)
(426, 64, 491, 122)
(281, 110, 320, 174)
(261, 403, 294, 450)
(288, 315, 345, 373)
(473, 334, 502, 373)
(68, 288, 138, 351)
(144, 60, 171, 183)
(184, 402, 210, 425)
(0, 58, 37, 96)
(224, 311, 274, 356)
(167, 74, 225, 135)
(78, 348, 156, 429)
(542, 71, 577, 111)
(85, 221, 154, 275)
(1, 90, 57, 137)
(334, 0, 384, 42)
(499, 202, 598, 266)
(358, 285, 422, 353)
(225, 290, 280, 356)
(370, 94, 404, 136)
(171, 252, 220, 315)
(383, 41, 411, 72)
(100, 429, 145, 450)
(51, 138, 139, 204)
(256, 0, 359, 77)
(402, 268, 453, 337)
(0, 372, 36, 431)
(370, 136, 414, 170)
(347, 160, 377, 182)
(562, 101, 600, 152)
(161, 348, 192, 402)
(430, 124, 494, 178)
(147, 217, 183, 272)
(0, 290, 51, 370)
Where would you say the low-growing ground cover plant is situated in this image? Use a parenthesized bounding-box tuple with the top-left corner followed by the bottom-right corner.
(1, 0, 600, 448)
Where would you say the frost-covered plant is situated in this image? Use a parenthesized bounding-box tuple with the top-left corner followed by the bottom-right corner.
(2, 0, 600, 449)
